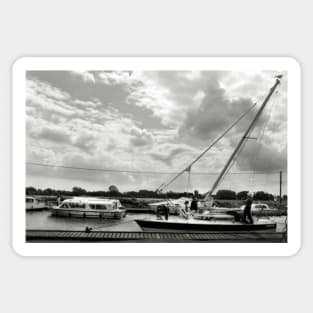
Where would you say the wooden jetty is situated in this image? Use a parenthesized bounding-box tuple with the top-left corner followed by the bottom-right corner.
(26, 229, 286, 243)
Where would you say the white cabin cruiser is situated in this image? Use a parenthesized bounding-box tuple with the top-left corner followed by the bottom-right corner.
(49, 197, 127, 219)
(26, 196, 46, 211)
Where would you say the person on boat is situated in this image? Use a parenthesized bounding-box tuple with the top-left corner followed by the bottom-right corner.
(184, 200, 189, 213)
(190, 190, 199, 212)
(243, 195, 253, 224)
(156, 204, 169, 220)
(177, 201, 189, 219)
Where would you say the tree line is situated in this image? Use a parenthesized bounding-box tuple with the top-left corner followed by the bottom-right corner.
(26, 186, 287, 202)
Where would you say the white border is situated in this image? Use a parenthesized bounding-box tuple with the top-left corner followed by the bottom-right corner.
(12, 57, 301, 256)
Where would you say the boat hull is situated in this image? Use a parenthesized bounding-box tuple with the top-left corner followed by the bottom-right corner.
(135, 219, 277, 232)
(49, 207, 126, 219)
(26, 204, 47, 211)
(26, 206, 47, 211)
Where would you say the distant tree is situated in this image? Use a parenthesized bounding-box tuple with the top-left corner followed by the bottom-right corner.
(36, 188, 44, 195)
(253, 191, 274, 201)
(215, 189, 237, 200)
(72, 186, 87, 196)
(283, 194, 287, 202)
(26, 186, 37, 195)
(236, 190, 249, 200)
(108, 185, 119, 193)
(166, 191, 181, 199)
(137, 189, 156, 198)
(26, 184, 280, 203)
(125, 191, 140, 198)
(43, 188, 56, 195)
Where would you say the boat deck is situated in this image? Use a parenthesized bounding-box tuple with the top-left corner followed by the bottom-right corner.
(26, 229, 286, 243)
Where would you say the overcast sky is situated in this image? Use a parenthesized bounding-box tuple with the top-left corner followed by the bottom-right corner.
(26, 70, 287, 194)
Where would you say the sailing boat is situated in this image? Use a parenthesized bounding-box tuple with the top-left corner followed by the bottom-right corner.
(135, 76, 282, 232)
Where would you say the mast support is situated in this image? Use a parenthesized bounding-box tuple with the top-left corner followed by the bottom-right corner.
(204, 77, 282, 201)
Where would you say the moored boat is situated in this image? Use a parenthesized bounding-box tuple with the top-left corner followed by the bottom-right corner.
(26, 196, 46, 211)
(137, 77, 283, 233)
(135, 217, 276, 232)
(49, 197, 127, 219)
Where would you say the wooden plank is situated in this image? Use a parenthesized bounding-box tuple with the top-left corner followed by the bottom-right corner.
(26, 230, 285, 243)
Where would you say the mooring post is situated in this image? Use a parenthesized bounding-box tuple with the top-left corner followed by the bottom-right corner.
(279, 171, 282, 204)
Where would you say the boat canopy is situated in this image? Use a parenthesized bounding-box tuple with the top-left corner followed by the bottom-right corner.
(62, 197, 122, 209)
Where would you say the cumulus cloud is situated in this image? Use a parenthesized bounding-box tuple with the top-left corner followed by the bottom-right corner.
(72, 131, 97, 153)
(126, 71, 224, 127)
(150, 147, 190, 166)
(128, 127, 153, 147)
(236, 141, 287, 172)
(26, 70, 287, 193)
(32, 126, 72, 144)
(71, 71, 96, 83)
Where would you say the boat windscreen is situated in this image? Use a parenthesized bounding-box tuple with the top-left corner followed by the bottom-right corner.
(90, 204, 109, 210)
(67, 202, 85, 208)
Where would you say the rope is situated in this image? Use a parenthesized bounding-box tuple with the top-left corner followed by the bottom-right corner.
(214, 136, 249, 190)
(155, 102, 258, 192)
(216, 85, 281, 191)
(187, 169, 192, 193)
(249, 86, 280, 190)
(26, 162, 283, 175)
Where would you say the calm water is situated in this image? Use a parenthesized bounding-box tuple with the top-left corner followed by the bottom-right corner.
(26, 210, 152, 231)
(26, 210, 287, 232)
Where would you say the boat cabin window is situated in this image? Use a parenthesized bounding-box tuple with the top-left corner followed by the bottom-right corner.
(26, 198, 34, 203)
(60, 202, 85, 208)
(68, 202, 85, 209)
(89, 204, 108, 210)
(255, 205, 267, 209)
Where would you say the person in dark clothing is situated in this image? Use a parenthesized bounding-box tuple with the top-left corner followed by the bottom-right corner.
(243, 197, 253, 224)
(190, 190, 199, 212)
(156, 205, 169, 220)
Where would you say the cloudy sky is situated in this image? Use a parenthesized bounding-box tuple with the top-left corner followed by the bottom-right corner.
(26, 70, 287, 194)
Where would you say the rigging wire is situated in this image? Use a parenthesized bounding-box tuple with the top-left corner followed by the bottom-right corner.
(214, 85, 282, 191)
(155, 102, 258, 192)
(249, 86, 280, 190)
(187, 169, 192, 192)
(26, 161, 284, 175)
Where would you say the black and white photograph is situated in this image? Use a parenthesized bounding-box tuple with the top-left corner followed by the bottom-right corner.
(19, 59, 294, 247)
(2, 2, 312, 313)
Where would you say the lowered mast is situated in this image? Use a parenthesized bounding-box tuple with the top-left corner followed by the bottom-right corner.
(155, 102, 257, 193)
(204, 76, 282, 201)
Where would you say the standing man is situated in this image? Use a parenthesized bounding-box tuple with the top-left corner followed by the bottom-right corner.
(156, 205, 169, 220)
(190, 190, 199, 212)
(243, 195, 253, 224)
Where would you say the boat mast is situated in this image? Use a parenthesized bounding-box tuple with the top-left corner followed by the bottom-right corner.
(204, 76, 282, 200)
(155, 103, 257, 193)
